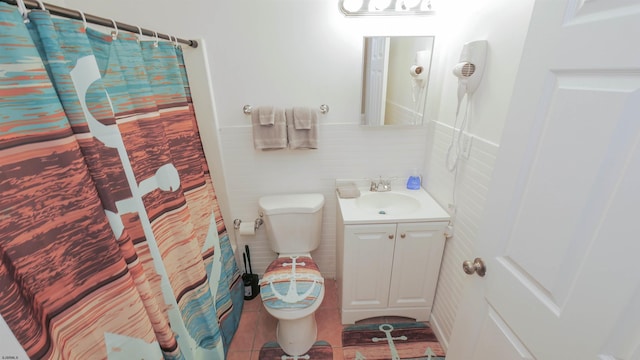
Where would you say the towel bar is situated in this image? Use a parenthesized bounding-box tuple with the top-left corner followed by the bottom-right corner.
(243, 104, 329, 115)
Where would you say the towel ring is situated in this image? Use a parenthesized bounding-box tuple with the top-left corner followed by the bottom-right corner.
(242, 104, 329, 115)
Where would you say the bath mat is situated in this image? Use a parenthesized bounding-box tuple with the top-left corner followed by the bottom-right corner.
(258, 340, 333, 360)
(341, 322, 446, 359)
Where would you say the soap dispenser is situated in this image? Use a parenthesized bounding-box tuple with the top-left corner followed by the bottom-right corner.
(406, 168, 422, 190)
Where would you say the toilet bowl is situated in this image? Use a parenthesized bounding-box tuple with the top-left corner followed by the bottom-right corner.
(259, 255, 324, 355)
(257, 193, 325, 356)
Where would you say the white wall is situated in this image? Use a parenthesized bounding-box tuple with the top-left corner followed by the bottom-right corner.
(422, 0, 535, 348)
(56, 0, 534, 347)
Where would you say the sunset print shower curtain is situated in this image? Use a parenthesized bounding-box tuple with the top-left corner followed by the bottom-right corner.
(0, 4, 242, 359)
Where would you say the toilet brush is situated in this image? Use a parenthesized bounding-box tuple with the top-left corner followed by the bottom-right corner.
(243, 245, 259, 300)
(242, 253, 252, 298)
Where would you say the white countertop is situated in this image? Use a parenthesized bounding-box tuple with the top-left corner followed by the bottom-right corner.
(336, 183, 450, 225)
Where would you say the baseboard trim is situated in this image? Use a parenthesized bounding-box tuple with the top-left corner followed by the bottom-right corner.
(429, 312, 449, 353)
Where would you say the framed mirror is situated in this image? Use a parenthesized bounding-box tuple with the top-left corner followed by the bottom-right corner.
(361, 36, 435, 126)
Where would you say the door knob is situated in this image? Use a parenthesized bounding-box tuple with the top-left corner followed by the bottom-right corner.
(463, 258, 486, 277)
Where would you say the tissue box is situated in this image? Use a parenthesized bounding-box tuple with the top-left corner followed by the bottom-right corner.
(336, 183, 360, 198)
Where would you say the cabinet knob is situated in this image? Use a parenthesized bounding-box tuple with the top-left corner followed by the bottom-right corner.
(400, 233, 406, 238)
(388, 234, 394, 239)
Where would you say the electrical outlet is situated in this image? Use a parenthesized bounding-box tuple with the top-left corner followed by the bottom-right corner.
(461, 133, 473, 159)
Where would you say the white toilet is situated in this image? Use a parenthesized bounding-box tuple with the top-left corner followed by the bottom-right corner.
(258, 193, 325, 356)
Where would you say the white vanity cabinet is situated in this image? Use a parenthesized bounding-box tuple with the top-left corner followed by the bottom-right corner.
(337, 220, 448, 324)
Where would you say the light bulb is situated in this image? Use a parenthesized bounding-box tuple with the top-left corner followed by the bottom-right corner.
(420, 0, 432, 10)
(370, 0, 392, 11)
(402, 0, 421, 9)
(342, 0, 364, 13)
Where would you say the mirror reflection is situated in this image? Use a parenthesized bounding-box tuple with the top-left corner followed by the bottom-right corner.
(361, 36, 435, 126)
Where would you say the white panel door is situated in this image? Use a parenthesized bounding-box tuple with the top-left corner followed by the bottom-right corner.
(364, 36, 389, 126)
(447, 0, 640, 359)
(342, 224, 396, 309)
(388, 222, 446, 309)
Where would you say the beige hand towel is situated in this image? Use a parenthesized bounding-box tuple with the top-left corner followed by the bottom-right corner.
(252, 107, 287, 150)
(286, 108, 318, 149)
(293, 106, 313, 129)
(259, 106, 275, 125)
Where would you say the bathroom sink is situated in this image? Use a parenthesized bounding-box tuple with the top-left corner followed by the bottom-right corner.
(355, 191, 421, 215)
(336, 182, 450, 224)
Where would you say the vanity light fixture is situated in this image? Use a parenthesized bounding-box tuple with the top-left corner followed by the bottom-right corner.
(340, 0, 432, 16)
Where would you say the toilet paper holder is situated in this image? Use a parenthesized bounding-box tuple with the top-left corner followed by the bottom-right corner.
(233, 218, 264, 231)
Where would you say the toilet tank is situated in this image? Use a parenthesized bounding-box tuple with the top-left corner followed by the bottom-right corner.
(258, 193, 325, 255)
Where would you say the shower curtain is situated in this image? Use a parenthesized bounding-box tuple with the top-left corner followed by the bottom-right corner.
(0, 4, 242, 359)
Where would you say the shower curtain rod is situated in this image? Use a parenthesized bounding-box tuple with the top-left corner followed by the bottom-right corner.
(1, 0, 198, 48)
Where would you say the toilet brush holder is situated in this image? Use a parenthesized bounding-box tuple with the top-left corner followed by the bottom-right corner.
(243, 245, 260, 300)
(242, 273, 259, 300)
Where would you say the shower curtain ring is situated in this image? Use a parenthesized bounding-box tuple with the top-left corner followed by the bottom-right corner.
(110, 19, 119, 40)
(35, 0, 46, 10)
(153, 31, 159, 48)
(136, 25, 143, 43)
(76, 9, 87, 29)
(16, 0, 29, 23)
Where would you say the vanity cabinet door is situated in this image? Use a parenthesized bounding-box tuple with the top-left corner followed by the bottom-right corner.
(388, 222, 446, 309)
(342, 223, 396, 310)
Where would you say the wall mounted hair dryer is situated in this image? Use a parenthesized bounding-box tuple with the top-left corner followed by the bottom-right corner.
(410, 50, 431, 88)
(409, 49, 432, 103)
(452, 40, 488, 114)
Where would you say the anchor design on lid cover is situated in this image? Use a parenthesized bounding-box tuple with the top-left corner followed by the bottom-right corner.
(260, 256, 324, 304)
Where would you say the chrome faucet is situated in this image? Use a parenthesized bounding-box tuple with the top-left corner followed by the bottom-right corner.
(370, 177, 392, 192)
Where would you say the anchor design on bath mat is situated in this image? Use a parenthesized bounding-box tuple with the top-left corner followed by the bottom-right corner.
(372, 324, 407, 360)
(356, 324, 438, 360)
(260, 256, 323, 303)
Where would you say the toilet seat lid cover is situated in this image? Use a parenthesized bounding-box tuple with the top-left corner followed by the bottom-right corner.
(259, 256, 324, 310)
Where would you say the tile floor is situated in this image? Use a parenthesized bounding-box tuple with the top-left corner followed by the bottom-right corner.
(227, 279, 417, 359)
(227, 279, 344, 359)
